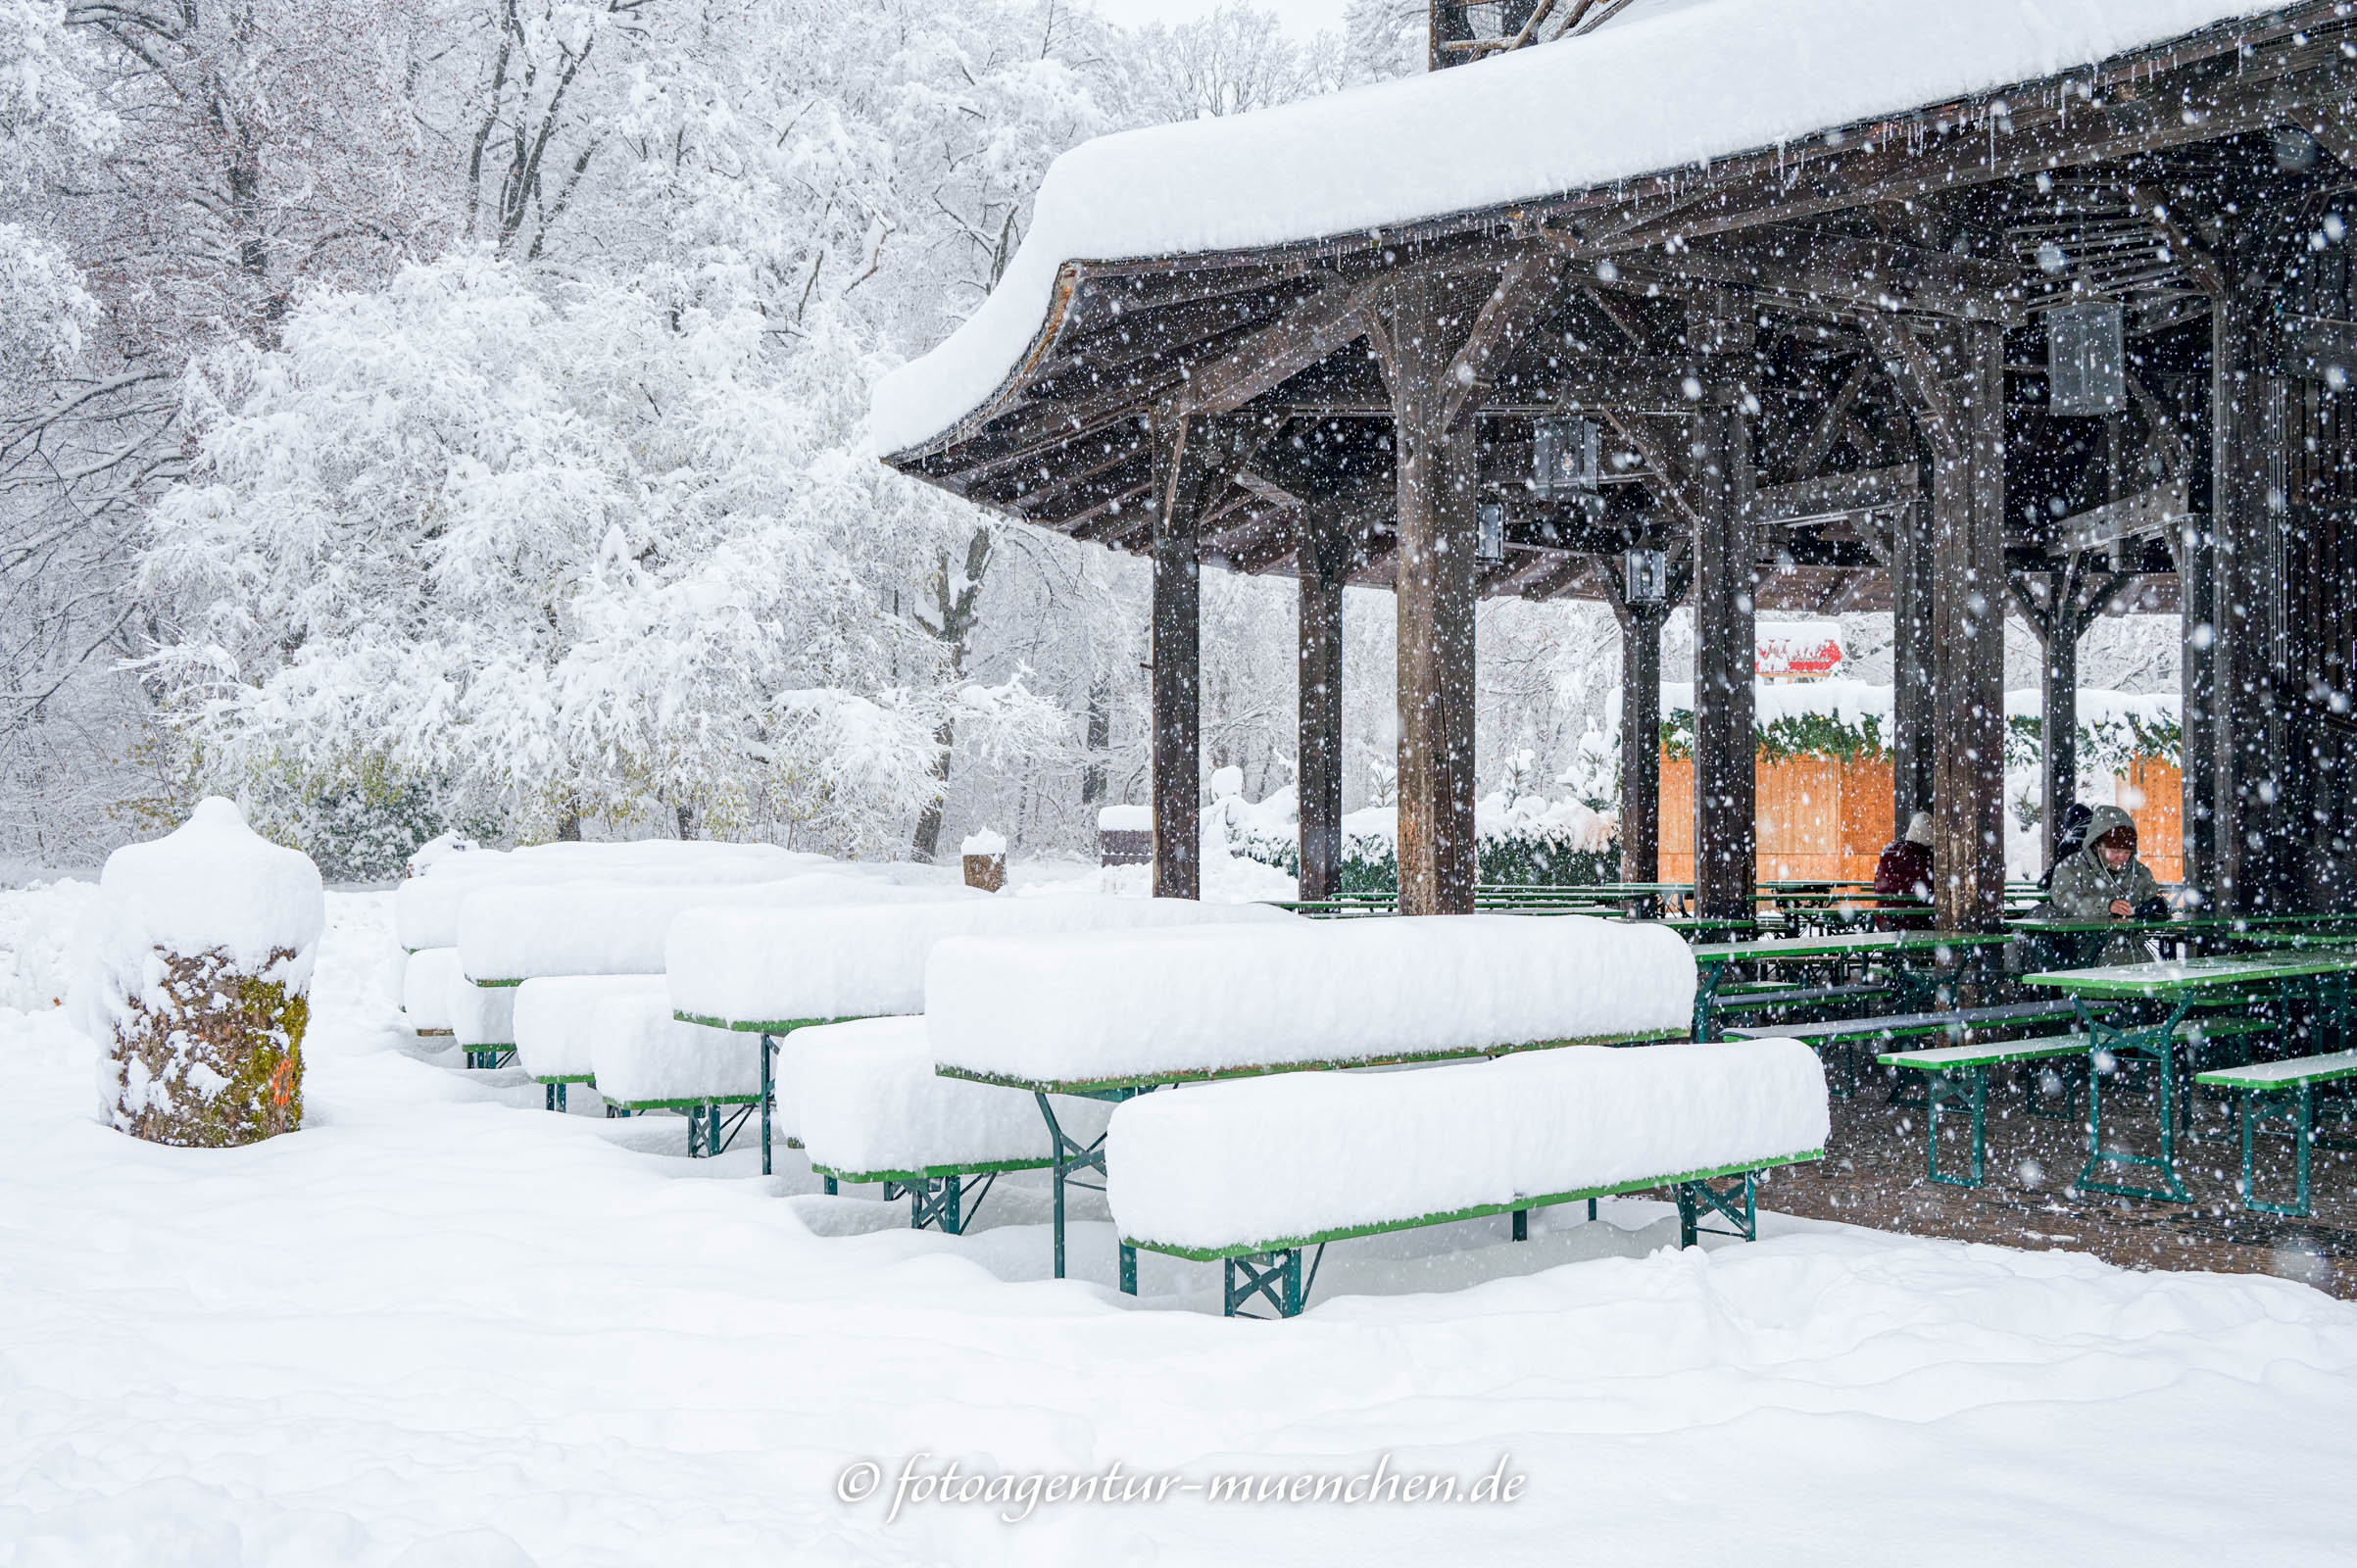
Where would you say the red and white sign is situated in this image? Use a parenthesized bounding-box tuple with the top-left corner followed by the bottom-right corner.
(1755, 621, 1843, 679)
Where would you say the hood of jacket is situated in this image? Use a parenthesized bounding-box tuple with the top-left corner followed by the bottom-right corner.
(2084, 804, 2137, 850)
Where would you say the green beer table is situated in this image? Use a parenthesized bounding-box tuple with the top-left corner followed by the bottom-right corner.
(2023, 950, 2357, 1202)
(1691, 928, 2014, 1041)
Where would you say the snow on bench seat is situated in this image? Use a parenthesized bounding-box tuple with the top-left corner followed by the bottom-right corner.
(586, 990, 762, 1109)
(514, 976, 668, 1084)
(927, 913, 1694, 1092)
(1107, 1039, 1828, 1261)
(792, 1016, 1112, 1188)
(666, 894, 1295, 1030)
(460, 872, 975, 985)
(395, 841, 826, 952)
(402, 947, 458, 1033)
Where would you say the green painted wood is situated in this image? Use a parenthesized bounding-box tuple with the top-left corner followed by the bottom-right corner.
(602, 1092, 764, 1111)
(935, 1027, 1690, 1098)
(1121, 1150, 1823, 1261)
(1881, 1015, 2269, 1071)
(1693, 929, 2013, 964)
(530, 1073, 596, 1086)
(810, 1154, 1055, 1186)
(2196, 1050, 2357, 1090)
(2025, 950, 2357, 998)
(670, 1010, 862, 1034)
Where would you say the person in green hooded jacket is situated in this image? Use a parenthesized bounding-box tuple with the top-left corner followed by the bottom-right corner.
(2044, 804, 2169, 963)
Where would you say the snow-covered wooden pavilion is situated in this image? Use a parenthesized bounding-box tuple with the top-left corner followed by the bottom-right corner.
(872, 0, 2357, 930)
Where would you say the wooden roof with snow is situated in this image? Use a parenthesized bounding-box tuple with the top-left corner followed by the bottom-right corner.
(875, 0, 2357, 612)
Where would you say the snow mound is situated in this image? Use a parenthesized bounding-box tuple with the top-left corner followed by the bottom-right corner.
(1108, 1039, 1827, 1253)
(927, 913, 1694, 1087)
(68, 799, 326, 1039)
(514, 975, 668, 1082)
(393, 839, 846, 951)
(458, 873, 978, 984)
(402, 948, 459, 1032)
(584, 992, 759, 1105)
(667, 894, 1297, 1028)
(790, 1016, 1112, 1180)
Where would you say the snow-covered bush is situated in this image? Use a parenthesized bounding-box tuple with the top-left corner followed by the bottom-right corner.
(1216, 767, 1616, 892)
(70, 798, 324, 1147)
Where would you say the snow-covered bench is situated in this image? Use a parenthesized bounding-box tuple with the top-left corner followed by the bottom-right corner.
(665, 894, 1296, 1177)
(925, 913, 1695, 1281)
(512, 975, 666, 1110)
(790, 1017, 1113, 1231)
(1107, 1039, 1829, 1316)
(397, 839, 825, 952)
(402, 947, 459, 1037)
(448, 872, 971, 1077)
(573, 986, 767, 1156)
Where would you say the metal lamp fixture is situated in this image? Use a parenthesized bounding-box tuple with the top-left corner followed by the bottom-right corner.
(1476, 502, 1507, 564)
(1623, 546, 1667, 605)
(1531, 416, 1601, 498)
(2044, 301, 2126, 416)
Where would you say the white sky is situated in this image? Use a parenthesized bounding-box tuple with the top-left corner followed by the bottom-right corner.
(1094, 0, 1352, 41)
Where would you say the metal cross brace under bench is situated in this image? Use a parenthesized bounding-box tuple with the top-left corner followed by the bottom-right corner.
(942, 1026, 1691, 1287)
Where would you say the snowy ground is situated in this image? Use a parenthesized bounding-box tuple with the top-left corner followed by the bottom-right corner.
(4, 887, 2356, 1566)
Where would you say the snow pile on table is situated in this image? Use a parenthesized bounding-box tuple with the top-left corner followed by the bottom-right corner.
(668, 894, 1297, 1027)
(1097, 804, 1150, 831)
(450, 969, 516, 1051)
(790, 1016, 1113, 1180)
(514, 975, 668, 1083)
(1109, 1039, 1827, 1253)
(401, 948, 459, 1031)
(930, 913, 1693, 1086)
(870, 0, 2279, 455)
(583, 989, 760, 1105)
(459, 873, 981, 983)
(393, 839, 848, 951)
(68, 798, 326, 1147)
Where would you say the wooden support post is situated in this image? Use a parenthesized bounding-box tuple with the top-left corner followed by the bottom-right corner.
(1372, 274, 1480, 915)
(1890, 497, 1937, 839)
(1613, 599, 1669, 888)
(2209, 288, 2291, 913)
(1929, 321, 2008, 932)
(2038, 604, 2079, 870)
(1689, 310, 1757, 922)
(2181, 513, 2218, 899)
(1296, 502, 1350, 902)
(1149, 409, 1230, 901)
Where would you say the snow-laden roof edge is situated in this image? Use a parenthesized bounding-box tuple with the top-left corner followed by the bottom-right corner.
(870, 0, 2285, 459)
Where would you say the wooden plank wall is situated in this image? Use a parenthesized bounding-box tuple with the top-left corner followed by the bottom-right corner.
(1657, 753, 2181, 884)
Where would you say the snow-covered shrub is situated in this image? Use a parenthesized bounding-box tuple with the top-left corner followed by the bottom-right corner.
(1216, 770, 1616, 892)
(70, 798, 324, 1147)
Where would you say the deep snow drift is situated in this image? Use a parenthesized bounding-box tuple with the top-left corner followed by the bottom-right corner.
(2, 883, 2355, 1566)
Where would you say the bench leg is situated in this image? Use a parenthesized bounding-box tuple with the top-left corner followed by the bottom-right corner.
(2075, 1010, 2195, 1204)
(1224, 1250, 1303, 1318)
(907, 1173, 981, 1234)
(1925, 1067, 1989, 1189)
(760, 1032, 775, 1177)
(1676, 1172, 1757, 1248)
(1511, 1207, 1529, 1242)
(2237, 1084, 2316, 1219)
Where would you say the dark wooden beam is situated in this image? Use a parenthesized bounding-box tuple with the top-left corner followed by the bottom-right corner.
(1298, 502, 1350, 901)
(1926, 320, 2009, 931)
(1688, 295, 1757, 924)
(1617, 231, 2029, 323)
(1752, 463, 1919, 524)
(1369, 272, 1481, 915)
(1180, 280, 1379, 416)
(1150, 412, 1248, 900)
(1443, 251, 1574, 429)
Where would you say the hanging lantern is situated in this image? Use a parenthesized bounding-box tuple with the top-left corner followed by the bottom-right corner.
(2045, 302, 2125, 416)
(1624, 546, 1667, 605)
(1476, 502, 1507, 564)
(1531, 416, 1600, 497)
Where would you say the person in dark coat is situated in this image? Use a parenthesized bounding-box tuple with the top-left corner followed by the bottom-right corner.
(1873, 808, 1935, 929)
